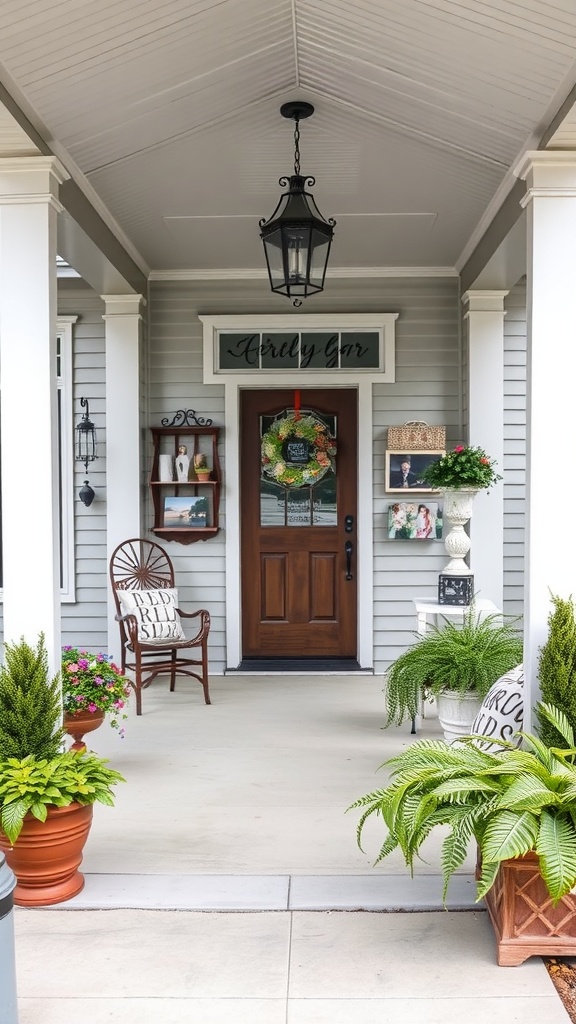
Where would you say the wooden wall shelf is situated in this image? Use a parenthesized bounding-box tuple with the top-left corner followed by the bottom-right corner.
(150, 423, 221, 544)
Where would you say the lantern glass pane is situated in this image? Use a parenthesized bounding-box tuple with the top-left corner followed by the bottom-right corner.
(308, 232, 331, 288)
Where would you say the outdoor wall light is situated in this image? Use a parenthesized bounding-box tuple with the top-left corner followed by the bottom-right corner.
(76, 397, 97, 506)
(259, 101, 336, 306)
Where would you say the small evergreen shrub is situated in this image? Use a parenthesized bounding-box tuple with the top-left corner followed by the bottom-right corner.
(0, 635, 64, 759)
(537, 594, 576, 747)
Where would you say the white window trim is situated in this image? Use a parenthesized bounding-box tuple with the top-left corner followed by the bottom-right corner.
(58, 316, 77, 602)
(200, 313, 398, 384)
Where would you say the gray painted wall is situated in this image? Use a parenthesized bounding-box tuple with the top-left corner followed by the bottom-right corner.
(148, 277, 462, 673)
(59, 279, 108, 649)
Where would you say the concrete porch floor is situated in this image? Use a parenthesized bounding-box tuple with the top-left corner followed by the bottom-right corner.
(12, 675, 570, 1022)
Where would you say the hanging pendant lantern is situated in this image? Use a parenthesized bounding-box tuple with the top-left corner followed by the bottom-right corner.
(259, 102, 336, 307)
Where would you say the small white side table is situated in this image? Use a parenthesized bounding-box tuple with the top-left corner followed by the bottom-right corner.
(410, 598, 501, 732)
(413, 598, 500, 636)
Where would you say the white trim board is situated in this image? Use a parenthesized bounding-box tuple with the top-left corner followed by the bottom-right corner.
(199, 314, 392, 671)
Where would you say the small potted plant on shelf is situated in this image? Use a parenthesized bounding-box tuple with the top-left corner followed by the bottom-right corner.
(193, 453, 211, 481)
(0, 635, 125, 906)
(349, 702, 576, 966)
(384, 607, 523, 742)
(62, 646, 131, 750)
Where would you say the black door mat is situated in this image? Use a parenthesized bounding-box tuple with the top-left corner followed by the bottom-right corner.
(232, 658, 363, 672)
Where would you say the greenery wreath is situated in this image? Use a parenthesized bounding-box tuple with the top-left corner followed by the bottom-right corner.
(261, 412, 337, 489)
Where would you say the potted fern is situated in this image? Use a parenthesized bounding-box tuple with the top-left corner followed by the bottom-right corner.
(0, 635, 125, 907)
(384, 608, 523, 742)
(350, 703, 576, 966)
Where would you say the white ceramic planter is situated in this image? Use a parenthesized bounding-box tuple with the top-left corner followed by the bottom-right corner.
(441, 487, 480, 575)
(437, 690, 482, 745)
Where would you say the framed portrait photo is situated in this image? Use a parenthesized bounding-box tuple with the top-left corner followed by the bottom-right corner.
(385, 449, 445, 493)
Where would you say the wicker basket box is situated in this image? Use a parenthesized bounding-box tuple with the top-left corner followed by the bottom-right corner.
(387, 421, 446, 451)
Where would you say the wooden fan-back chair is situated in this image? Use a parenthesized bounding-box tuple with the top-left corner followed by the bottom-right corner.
(110, 538, 211, 715)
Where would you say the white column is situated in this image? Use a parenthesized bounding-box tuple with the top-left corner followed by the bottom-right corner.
(513, 151, 576, 728)
(0, 157, 68, 676)
(103, 294, 146, 659)
(462, 290, 508, 609)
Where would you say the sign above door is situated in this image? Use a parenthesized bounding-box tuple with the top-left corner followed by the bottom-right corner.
(199, 314, 398, 384)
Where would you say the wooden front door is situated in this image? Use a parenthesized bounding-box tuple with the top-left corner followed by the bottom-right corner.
(240, 388, 357, 658)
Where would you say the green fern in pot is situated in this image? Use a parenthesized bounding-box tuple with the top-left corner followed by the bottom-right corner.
(350, 703, 576, 905)
(384, 608, 523, 727)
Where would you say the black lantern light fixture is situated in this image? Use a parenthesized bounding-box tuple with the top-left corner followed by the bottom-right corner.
(76, 397, 97, 507)
(259, 101, 336, 306)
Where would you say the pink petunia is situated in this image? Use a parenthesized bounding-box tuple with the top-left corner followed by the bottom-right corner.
(454, 445, 464, 453)
(67, 663, 79, 673)
(88, 703, 98, 713)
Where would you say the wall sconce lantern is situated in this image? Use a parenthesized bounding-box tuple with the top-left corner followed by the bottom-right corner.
(259, 101, 336, 307)
(76, 397, 97, 506)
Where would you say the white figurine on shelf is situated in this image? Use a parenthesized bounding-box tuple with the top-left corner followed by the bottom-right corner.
(175, 444, 190, 482)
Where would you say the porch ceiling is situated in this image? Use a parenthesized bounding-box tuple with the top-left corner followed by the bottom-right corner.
(1, 0, 576, 275)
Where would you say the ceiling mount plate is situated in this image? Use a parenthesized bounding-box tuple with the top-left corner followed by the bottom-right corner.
(280, 101, 314, 121)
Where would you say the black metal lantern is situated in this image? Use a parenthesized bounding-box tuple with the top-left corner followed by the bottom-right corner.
(259, 101, 335, 306)
(76, 397, 97, 506)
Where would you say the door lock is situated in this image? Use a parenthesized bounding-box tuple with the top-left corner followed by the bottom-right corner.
(344, 514, 354, 533)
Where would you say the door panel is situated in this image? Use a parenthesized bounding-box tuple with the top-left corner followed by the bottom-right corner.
(241, 388, 357, 658)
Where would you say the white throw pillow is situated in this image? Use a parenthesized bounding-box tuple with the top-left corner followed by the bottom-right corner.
(471, 664, 524, 751)
(118, 588, 185, 642)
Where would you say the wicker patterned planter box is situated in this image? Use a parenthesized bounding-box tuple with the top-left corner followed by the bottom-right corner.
(483, 852, 576, 966)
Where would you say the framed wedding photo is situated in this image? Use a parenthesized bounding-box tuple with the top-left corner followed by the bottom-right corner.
(385, 449, 445, 493)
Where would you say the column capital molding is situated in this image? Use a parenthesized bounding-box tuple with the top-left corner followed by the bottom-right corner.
(0, 156, 69, 212)
(513, 150, 576, 206)
(462, 290, 509, 315)
(101, 294, 146, 319)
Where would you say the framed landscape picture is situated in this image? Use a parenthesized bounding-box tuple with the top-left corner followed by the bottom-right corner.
(163, 495, 209, 528)
(385, 449, 445, 493)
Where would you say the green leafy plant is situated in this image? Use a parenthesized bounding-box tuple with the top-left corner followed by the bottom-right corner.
(385, 609, 523, 726)
(0, 752, 125, 844)
(536, 594, 576, 748)
(423, 445, 502, 490)
(62, 646, 130, 735)
(0, 635, 64, 759)
(349, 703, 576, 905)
(193, 453, 208, 470)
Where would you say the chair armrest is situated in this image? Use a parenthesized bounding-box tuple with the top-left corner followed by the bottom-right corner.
(176, 608, 211, 642)
(115, 611, 139, 643)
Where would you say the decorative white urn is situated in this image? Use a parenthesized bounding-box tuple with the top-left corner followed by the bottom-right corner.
(441, 487, 480, 575)
(436, 690, 483, 745)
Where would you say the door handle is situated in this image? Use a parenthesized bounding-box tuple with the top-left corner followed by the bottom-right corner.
(344, 540, 353, 580)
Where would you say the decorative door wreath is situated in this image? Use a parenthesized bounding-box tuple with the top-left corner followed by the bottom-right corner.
(261, 412, 337, 488)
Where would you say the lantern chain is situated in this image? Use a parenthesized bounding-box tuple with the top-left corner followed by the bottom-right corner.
(293, 117, 301, 176)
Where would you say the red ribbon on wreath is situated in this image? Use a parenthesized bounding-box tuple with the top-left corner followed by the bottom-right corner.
(294, 389, 301, 421)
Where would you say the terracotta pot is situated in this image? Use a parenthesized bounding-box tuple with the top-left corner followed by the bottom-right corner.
(0, 803, 93, 907)
(480, 851, 576, 966)
(64, 709, 106, 752)
(195, 471, 210, 481)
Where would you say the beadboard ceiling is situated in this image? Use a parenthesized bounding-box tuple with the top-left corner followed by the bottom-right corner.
(1, 0, 576, 275)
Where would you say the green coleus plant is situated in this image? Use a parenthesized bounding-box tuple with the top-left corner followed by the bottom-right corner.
(349, 703, 576, 905)
(0, 752, 125, 844)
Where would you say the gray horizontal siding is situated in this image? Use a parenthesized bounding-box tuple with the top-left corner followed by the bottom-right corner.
(59, 281, 108, 651)
(150, 277, 460, 675)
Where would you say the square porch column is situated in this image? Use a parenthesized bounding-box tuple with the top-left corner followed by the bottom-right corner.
(514, 150, 576, 728)
(0, 157, 68, 676)
(103, 294, 146, 660)
(462, 290, 508, 609)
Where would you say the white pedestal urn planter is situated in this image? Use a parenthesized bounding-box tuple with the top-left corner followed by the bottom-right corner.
(441, 487, 479, 575)
(436, 690, 483, 745)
